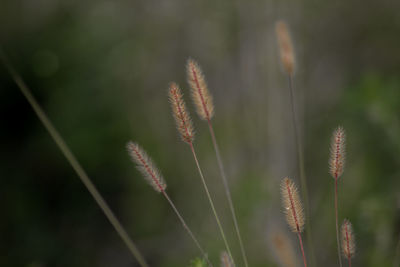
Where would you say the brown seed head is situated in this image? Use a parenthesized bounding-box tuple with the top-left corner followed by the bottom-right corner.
(329, 126, 346, 179)
(186, 58, 214, 121)
(341, 219, 355, 259)
(220, 251, 234, 267)
(168, 82, 195, 144)
(126, 142, 166, 192)
(271, 231, 297, 267)
(281, 177, 305, 233)
(275, 20, 295, 75)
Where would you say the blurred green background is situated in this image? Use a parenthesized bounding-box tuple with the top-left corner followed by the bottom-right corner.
(1, 0, 400, 266)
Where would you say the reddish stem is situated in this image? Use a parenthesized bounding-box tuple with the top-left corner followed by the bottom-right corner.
(297, 231, 307, 267)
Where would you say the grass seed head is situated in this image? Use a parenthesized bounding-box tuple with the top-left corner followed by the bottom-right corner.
(186, 58, 214, 121)
(281, 177, 305, 233)
(168, 82, 195, 144)
(126, 141, 166, 192)
(329, 126, 346, 179)
(276, 20, 295, 75)
(341, 219, 356, 259)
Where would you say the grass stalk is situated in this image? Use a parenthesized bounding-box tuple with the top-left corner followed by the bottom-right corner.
(206, 119, 249, 267)
(162, 191, 213, 267)
(335, 177, 343, 267)
(188, 142, 235, 266)
(287, 75, 316, 266)
(0, 49, 149, 267)
(127, 142, 211, 266)
(297, 231, 307, 267)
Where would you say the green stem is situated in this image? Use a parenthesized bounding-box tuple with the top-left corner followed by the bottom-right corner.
(207, 120, 248, 267)
(162, 191, 213, 267)
(189, 142, 235, 266)
(335, 178, 343, 267)
(287, 75, 316, 266)
(0, 49, 149, 267)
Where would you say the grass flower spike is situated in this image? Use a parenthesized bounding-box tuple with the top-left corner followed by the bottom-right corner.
(275, 20, 295, 75)
(281, 177, 307, 267)
(186, 58, 214, 121)
(127, 142, 166, 192)
(329, 126, 346, 267)
(169, 82, 195, 144)
(281, 178, 305, 233)
(341, 219, 355, 267)
(330, 126, 346, 179)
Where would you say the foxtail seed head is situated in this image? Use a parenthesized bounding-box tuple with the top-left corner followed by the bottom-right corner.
(168, 82, 195, 144)
(281, 178, 305, 233)
(275, 20, 295, 75)
(186, 58, 214, 121)
(341, 219, 355, 259)
(126, 142, 166, 192)
(220, 251, 234, 267)
(329, 126, 346, 179)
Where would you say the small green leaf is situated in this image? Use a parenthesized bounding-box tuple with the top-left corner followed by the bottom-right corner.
(188, 257, 207, 267)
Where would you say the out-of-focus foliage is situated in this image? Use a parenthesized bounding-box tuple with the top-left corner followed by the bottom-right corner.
(1, 0, 399, 266)
(188, 258, 207, 267)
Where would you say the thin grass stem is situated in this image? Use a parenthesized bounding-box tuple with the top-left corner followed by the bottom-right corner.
(127, 142, 212, 265)
(162, 191, 213, 267)
(287, 75, 316, 266)
(0, 49, 149, 267)
(335, 177, 343, 267)
(206, 119, 249, 267)
(188, 142, 235, 266)
(297, 232, 307, 267)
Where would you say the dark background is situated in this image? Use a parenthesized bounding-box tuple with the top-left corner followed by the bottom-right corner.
(1, 0, 400, 266)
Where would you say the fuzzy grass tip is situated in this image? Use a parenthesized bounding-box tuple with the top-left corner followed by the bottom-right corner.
(186, 58, 214, 121)
(281, 177, 305, 233)
(275, 20, 295, 75)
(341, 219, 355, 259)
(127, 142, 166, 192)
(330, 126, 346, 179)
(168, 82, 195, 144)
